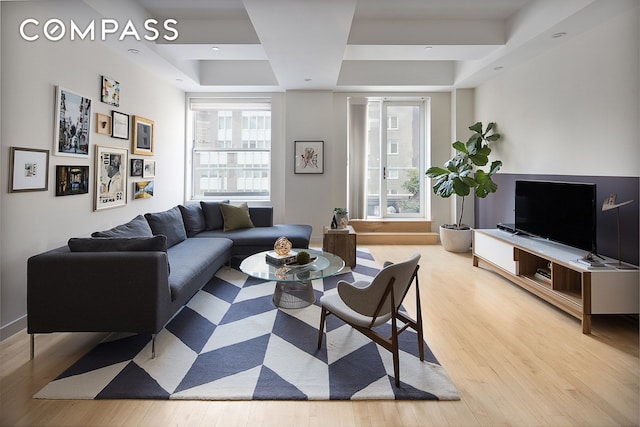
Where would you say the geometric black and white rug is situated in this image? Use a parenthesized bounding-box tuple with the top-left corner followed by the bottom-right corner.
(35, 249, 459, 401)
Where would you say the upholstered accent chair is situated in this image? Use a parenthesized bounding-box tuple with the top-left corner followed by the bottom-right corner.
(317, 253, 423, 387)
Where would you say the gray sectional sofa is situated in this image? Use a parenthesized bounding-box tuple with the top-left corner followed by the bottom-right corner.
(27, 202, 312, 358)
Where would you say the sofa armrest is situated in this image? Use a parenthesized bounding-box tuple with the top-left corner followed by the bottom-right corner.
(27, 248, 173, 335)
(249, 206, 273, 227)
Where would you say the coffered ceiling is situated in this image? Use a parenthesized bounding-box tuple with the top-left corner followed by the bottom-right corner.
(82, 0, 635, 92)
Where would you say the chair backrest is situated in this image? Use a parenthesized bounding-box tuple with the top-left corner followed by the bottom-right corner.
(338, 253, 420, 318)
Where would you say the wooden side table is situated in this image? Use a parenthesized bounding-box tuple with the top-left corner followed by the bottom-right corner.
(323, 226, 357, 267)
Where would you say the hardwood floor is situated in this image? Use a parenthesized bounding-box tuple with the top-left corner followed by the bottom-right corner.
(1, 245, 638, 426)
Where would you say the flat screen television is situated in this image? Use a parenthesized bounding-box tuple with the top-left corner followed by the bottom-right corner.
(515, 180, 597, 253)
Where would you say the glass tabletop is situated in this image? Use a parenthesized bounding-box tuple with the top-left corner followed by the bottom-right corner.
(239, 248, 345, 282)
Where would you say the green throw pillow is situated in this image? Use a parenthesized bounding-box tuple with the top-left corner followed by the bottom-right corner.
(220, 202, 255, 232)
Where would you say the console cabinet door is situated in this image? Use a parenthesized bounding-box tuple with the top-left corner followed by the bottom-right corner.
(474, 232, 518, 275)
(590, 271, 640, 314)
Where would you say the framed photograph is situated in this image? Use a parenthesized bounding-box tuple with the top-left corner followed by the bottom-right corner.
(9, 147, 49, 192)
(55, 165, 89, 196)
(143, 159, 156, 178)
(130, 158, 143, 177)
(294, 140, 324, 174)
(111, 111, 129, 139)
(132, 116, 154, 155)
(54, 86, 91, 157)
(101, 76, 120, 107)
(94, 145, 127, 211)
(96, 113, 111, 135)
(133, 180, 154, 199)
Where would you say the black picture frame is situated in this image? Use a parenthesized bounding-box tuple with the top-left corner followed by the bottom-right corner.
(294, 140, 324, 174)
(55, 165, 89, 196)
(111, 111, 129, 140)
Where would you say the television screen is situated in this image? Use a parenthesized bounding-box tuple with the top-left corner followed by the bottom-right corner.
(515, 180, 597, 253)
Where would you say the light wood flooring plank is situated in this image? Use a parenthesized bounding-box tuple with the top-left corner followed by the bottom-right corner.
(1, 245, 637, 427)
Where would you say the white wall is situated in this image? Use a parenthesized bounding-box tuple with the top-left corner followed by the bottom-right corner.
(0, 2, 185, 338)
(475, 4, 639, 178)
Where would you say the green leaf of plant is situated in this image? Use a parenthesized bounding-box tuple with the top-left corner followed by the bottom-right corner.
(474, 170, 498, 197)
(425, 166, 449, 177)
(435, 179, 454, 198)
(452, 177, 471, 196)
(469, 153, 489, 166)
(466, 134, 481, 155)
(452, 141, 467, 153)
(486, 133, 501, 141)
(485, 122, 495, 134)
(469, 122, 482, 134)
(488, 160, 502, 175)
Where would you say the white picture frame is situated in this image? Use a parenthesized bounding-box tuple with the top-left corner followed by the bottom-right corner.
(94, 145, 127, 211)
(54, 86, 91, 157)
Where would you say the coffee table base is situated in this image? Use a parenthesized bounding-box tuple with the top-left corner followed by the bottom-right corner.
(273, 281, 316, 309)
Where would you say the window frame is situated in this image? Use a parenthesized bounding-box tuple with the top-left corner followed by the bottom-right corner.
(187, 98, 272, 201)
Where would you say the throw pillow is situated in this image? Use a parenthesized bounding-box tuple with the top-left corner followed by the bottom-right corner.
(68, 235, 168, 252)
(200, 200, 229, 230)
(178, 204, 206, 237)
(92, 215, 153, 238)
(220, 202, 255, 232)
(144, 206, 187, 248)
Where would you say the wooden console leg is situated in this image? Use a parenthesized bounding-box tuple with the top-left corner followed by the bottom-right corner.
(30, 334, 34, 360)
(582, 314, 592, 334)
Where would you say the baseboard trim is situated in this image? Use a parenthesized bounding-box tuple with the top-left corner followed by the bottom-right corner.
(1, 315, 27, 342)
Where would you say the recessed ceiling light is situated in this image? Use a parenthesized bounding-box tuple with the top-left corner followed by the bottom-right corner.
(304, 78, 312, 82)
(494, 66, 504, 71)
(552, 32, 567, 39)
(211, 46, 220, 51)
(176, 78, 184, 82)
(424, 46, 433, 51)
(127, 48, 139, 54)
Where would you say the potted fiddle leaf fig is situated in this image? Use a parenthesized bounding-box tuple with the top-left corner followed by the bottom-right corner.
(426, 122, 502, 252)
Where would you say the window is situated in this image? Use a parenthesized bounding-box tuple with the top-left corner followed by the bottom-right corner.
(190, 100, 271, 199)
(365, 99, 426, 218)
(388, 140, 399, 155)
(387, 115, 398, 130)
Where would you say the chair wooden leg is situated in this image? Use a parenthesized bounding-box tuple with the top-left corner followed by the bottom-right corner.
(317, 307, 327, 349)
(391, 291, 401, 387)
(414, 272, 425, 361)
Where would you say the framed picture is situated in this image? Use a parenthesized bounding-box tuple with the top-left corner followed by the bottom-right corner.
(94, 145, 127, 211)
(96, 113, 111, 135)
(133, 180, 154, 199)
(132, 116, 154, 155)
(55, 165, 89, 196)
(294, 140, 324, 174)
(101, 76, 120, 107)
(130, 158, 143, 177)
(9, 147, 49, 192)
(111, 111, 129, 139)
(143, 159, 156, 178)
(54, 86, 91, 157)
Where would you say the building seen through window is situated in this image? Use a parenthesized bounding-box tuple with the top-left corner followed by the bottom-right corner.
(192, 104, 271, 199)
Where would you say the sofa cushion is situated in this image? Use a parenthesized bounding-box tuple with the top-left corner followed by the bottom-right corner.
(200, 200, 229, 230)
(220, 202, 255, 232)
(178, 204, 206, 237)
(167, 237, 233, 303)
(68, 235, 168, 252)
(92, 215, 153, 238)
(145, 207, 187, 248)
(196, 224, 312, 256)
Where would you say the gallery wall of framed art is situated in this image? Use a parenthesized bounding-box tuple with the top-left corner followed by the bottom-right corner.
(9, 77, 159, 209)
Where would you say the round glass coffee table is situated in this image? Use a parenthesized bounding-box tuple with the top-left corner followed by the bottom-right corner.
(239, 249, 345, 309)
